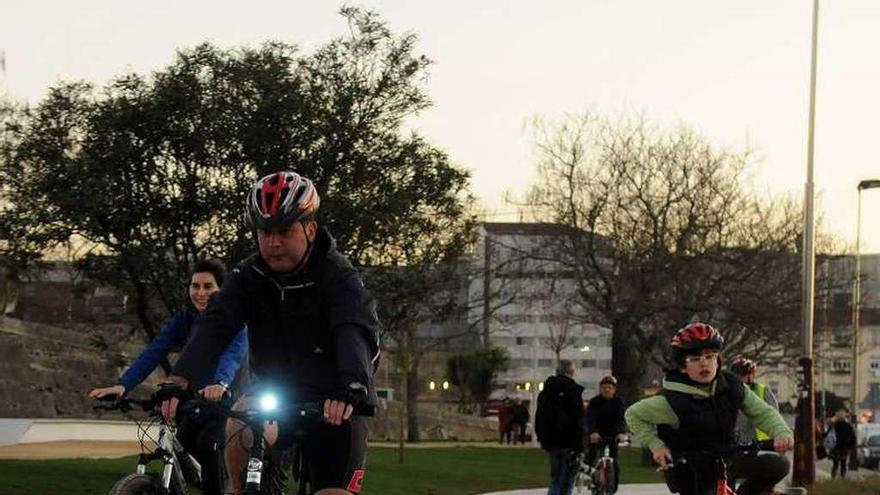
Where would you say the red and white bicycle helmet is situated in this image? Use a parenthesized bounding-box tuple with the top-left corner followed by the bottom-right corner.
(671, 322, 724, 362)
(730, 357, 757, 376)
(245, 171, 320, 230)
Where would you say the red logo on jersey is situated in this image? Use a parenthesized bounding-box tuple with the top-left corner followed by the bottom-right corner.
(347, 470, 365, 493)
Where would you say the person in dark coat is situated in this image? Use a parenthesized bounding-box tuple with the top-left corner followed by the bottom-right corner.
(498, 398, 513, 444)
(828, 408, 857, 479)
(511, 397, 530, 444)
(535, 360, 585, 495)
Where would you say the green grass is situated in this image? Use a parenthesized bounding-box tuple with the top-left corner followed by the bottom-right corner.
(0, 446, 662, 495)
(808, 476, 880, 495)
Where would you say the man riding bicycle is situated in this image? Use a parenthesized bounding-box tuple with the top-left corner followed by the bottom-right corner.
(625, 322, 794, 495)
(584, 375, 626, 494)
(158, 171, 380, 495)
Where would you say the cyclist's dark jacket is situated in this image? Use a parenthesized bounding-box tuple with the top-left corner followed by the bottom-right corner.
(173, 227, 379, 406)
(584, 394, 626, 439)
(625, 369, 792, 454)
(656, 370, 744, 452)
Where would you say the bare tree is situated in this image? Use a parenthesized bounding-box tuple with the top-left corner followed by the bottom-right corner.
(366, 252, 517, 462)
(537, 298, 579, 365)
(518, 113, 811, 399)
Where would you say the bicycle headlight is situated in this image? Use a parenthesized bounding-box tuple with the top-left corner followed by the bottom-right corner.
(259, 393, 279, 412)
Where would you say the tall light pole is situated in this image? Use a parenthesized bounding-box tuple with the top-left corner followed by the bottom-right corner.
(851, 179, 880, 418)
(793, 0, 819, 486)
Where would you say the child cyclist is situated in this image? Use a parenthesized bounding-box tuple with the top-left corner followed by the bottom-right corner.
(625, 322, 794, 495)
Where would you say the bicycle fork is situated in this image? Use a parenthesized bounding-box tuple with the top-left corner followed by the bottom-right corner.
(715, 458, 735, 495)
(245, 423, 267, 494)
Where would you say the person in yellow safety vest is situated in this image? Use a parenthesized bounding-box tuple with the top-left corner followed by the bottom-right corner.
(730, 357, 778, 443)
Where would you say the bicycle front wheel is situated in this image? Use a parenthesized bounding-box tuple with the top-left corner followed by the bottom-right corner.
(573, 463, 591, 495)
(109, 474, 160, 495)
(596, 460, 617, 495)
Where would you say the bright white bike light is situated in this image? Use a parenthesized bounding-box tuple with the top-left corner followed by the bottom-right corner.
(259, 393, 279, 412)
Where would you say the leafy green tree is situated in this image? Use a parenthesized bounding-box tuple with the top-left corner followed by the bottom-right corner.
(446, 347, 510, 405)
(0, 98, 71, 310)
(6, 7, 472, 361)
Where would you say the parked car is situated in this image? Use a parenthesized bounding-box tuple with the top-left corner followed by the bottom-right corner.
(857, 434, 880, 469)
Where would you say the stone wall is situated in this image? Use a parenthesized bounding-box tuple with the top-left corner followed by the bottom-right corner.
(367, 400, 497, 442)
(1, 274, 499, 441)
(0, 317, 132, 418)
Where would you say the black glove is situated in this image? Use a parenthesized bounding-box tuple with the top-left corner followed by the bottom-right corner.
(332, 382, 374, 417)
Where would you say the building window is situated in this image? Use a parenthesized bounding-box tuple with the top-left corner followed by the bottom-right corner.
(598, 359, 612, 370)
(831, 360, 852, 374)
(538, 359, 553, 368)
(578, 337, 597, 347)
(581, 359, 596, 369)
(870, 358, 880, 377)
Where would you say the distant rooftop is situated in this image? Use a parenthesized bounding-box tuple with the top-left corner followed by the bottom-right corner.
(482, 222, 578, 236)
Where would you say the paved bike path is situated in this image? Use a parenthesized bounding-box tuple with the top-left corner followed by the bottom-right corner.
(479, 485, 668, 495)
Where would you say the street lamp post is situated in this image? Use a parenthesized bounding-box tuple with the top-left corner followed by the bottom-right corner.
(793, 0, 820, 485)
(852, 179, 880, 419)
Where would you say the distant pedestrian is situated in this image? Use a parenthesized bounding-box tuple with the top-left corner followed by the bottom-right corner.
(498, 397, 513, 444)
(535, 360, 585, 495)
(512, 397, 530, 444)
(827, 409, 856, 479)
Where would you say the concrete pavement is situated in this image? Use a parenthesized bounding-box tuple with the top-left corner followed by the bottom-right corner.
(479, 485, 668, 495)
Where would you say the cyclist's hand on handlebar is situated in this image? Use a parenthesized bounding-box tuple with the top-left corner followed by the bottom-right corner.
(198, 383, 228, 402)
(89, 385, 125, 399)
(652, 446, 672, 468)
(153, 382, 189, 420)
(616, 433, 628, 444)
(590, 433, 601, 444)
(325, 382, 369, 425)
(160, 398, 179, 420)
(774, 436, 794, 453)
(324, 399, 353, 425)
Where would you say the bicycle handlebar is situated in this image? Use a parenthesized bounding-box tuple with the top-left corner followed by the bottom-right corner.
(92, 394, 156, 413)
(177, 397, 374, 426)
(661, 440, 778, 471)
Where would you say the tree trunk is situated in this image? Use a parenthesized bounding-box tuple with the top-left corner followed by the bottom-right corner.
(406, 354, 421, 442)
(1, 272, 18, 316)
(611, 324, 646, 402)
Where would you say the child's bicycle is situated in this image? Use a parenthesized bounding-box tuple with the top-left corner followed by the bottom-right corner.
(573, 442, 618, 495)
(93, 394, 222, 495)
(661, 441, 807, 495)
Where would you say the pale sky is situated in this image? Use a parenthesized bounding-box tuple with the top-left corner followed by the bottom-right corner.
(2, 0, 879, 252)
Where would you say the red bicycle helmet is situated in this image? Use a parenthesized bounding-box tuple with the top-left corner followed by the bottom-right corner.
(245, 171, 320, 230)
(730, 357, 757, 377)
(671, 322, 724, 362)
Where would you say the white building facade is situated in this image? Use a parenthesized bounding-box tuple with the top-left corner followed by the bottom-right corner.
(468, 223, 613, 401)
